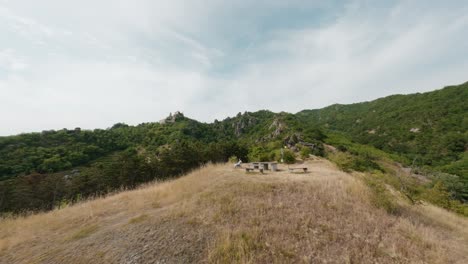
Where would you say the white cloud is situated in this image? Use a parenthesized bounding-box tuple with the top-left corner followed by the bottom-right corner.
(197, 0, 468, 116)
(0, 0, 468, 135)
(0, 49, 28, 72)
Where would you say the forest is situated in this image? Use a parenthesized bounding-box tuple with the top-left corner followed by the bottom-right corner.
(297, 82, 467, 176)
(0, 82, 466, 214)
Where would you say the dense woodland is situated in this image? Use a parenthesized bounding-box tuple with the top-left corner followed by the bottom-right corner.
(297, 82, 467, 175)
(0, 82, 467, 214)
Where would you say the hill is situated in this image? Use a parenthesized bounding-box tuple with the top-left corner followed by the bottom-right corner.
(297, 82, 468, 175)
(0, 82, 467, 215)
(1, 161, 467, 263)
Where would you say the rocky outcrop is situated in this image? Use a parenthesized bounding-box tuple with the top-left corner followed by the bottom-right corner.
(232, 113, 258, 136)
(159, 111, 184, 124)
(269, 118, 285, 137)
(283, 133, 317, 151)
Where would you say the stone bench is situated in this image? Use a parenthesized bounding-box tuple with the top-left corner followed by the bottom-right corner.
(288, 167, 308, 173)
(246, 167, 264, 173)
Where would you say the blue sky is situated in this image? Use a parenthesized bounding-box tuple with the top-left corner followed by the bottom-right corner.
(1, 0, 467, 135)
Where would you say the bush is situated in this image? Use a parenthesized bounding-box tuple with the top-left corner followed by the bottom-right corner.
(311, 143, 325, 157)
(248, 147, 270, 162)
(282, 150, 296, 164)
(228, 156, 239, 163)
(337, 145, 347, 152)
(327, 152, 354, 172)
(449, 200, 468, 216)
(364, 176, 400, 215)
(299, 146, 311, 159)
(269, 151, 278, 162)
(328, 149, 383, 173)
(420, 181, 451, 209)
(350, 156, 383, 172)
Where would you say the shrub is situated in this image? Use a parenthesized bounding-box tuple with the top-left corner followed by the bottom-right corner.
(350, 156, 383, 172)
(364, 176, 400, 215)
(282, 150, 296, 164)
(327, 152, 354, 172)
(299, 146, 311, 159)
(337, 145, 348, 152)
(449, 200, 468, 216)
(269, 151, 278, 162)
(420, 181, 451, 209)
(248, 147, 270, 162)
(329, 150, 383, 173)
(228, 156, 238, 163)
(311, 143, 325, 157)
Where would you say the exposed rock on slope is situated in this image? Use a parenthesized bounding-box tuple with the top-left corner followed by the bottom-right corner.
(232, 113, 259, 137)
(159, 111, 185, 124)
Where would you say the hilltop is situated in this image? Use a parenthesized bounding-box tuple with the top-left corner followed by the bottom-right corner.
(1, 160, 467, 263)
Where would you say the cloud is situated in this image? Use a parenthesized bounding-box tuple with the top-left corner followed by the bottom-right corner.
(0, 49, 28, 72)
(1, 0, 468, 135)
(196, 0, 468, 115)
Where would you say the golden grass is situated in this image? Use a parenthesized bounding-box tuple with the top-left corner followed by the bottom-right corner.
(127, 214, 149, 225)
(0, 164, 224, 261)
(0, 160, 467, 264)
(67, 225, 99, 241)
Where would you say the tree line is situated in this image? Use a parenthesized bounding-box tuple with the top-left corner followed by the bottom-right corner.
(0, 140, 248, 214)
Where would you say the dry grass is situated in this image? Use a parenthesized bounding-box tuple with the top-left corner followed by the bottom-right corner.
(0, 160, 467, 264)
(127, 214, 149, 225)
(68, 225, 99, 241)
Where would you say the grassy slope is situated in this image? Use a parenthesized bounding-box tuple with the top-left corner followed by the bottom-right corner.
(1, 160, 467, 264)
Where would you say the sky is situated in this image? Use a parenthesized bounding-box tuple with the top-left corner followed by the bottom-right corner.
(1, 0, 468, 135)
